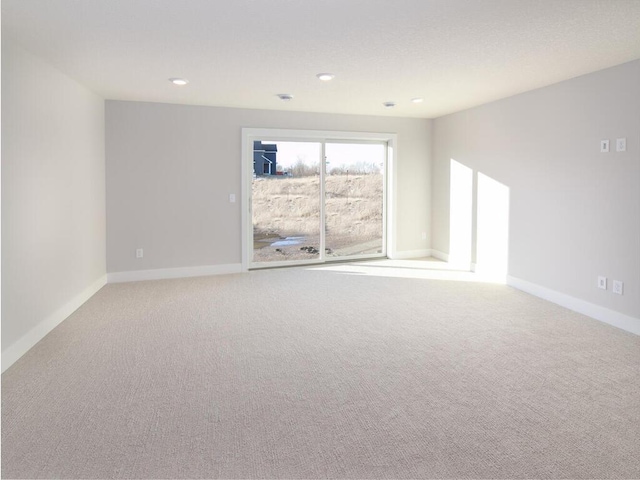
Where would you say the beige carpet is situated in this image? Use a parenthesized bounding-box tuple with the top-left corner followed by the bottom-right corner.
(2, 262, 640, 479)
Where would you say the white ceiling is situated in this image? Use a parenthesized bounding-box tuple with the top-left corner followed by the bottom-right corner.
(3, 0, 640, 118)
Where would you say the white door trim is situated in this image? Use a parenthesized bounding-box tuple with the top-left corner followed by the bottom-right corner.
(241, 128, 398, 271)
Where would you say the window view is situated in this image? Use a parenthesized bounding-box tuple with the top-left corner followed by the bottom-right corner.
(251, 140, 385, 266)
(252, 141, 322, 263)
(325, 142, 385, 258)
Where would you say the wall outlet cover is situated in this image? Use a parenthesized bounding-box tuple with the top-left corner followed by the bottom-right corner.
(600, 140, 610, 153)
(613, 280, 624, 295)
(616, 138, 626, 152)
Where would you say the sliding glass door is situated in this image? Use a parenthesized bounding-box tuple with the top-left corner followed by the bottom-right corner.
(325, 142, 385, 259)
(251, 141, 322, 265)
(244, 130, 389, 269)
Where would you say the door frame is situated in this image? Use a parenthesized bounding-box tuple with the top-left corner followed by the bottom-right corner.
(241, 128, 398, 271)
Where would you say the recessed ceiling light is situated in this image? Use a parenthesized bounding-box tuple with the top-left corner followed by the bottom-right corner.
(411, 97, 424, 103)
(383, 101, 396, 108)
(277, 93, 294, 101)
(169, 78, 189, 86)
(316, 73, 335, 81)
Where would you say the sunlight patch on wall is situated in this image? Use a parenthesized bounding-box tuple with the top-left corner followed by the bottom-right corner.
(476, 173, 510, 280)
(449, 159, 473, 268)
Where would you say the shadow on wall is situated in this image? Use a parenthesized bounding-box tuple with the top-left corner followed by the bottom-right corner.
(449, 159, 510, 280)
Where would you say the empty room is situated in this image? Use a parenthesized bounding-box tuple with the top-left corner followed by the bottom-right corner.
(2, 0, 639, 478)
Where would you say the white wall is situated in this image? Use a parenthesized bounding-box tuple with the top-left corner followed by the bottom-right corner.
(1, 38, 107, 368)
(432, 60, 640, 322)
(105, 101, 431, 274)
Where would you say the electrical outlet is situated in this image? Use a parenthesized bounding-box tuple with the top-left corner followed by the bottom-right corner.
(136, 248, 144, 259)
(600, 140, 610, 153)
(421, 232, 427, 240)
(616, 138, 626, 152)
(613, 280, 623, 295)
(229, 193, 236, 203)
(597, 276, 607, 290)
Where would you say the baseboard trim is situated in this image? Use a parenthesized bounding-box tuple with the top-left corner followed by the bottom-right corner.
(107, 263, 243, 283)
(430, 250, 450, 262)
(2, 275, 108, 373)
(390, 249, 432, 260)
(507, 276, 640, 336)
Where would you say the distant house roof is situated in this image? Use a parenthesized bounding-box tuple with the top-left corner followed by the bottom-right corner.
(263, 143, 277, 152)
(253, 141, 277, 152)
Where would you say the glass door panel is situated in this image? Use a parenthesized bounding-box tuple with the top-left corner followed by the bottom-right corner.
(252, 141, 322, 265)
(324, 142, 385, 258)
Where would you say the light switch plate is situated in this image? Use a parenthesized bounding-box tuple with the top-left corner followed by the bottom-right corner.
(600, 140, 610, 153)
(598, 276, 607, 290)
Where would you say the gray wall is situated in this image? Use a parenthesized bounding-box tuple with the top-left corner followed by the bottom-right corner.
(106, 101, 431, 273)
(1, 38, 106, 352)
(431, 60, 640, 319)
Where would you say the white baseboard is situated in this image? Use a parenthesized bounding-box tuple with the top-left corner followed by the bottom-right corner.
(2, 275, 108, 373)
(430, 250, 450, 262)
(390, 249, 432, 260)
(107, 263, 243, 283)
(507, 276, 640, 336)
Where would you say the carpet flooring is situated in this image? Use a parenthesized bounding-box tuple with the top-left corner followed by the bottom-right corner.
(2, 261, 640, 479)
